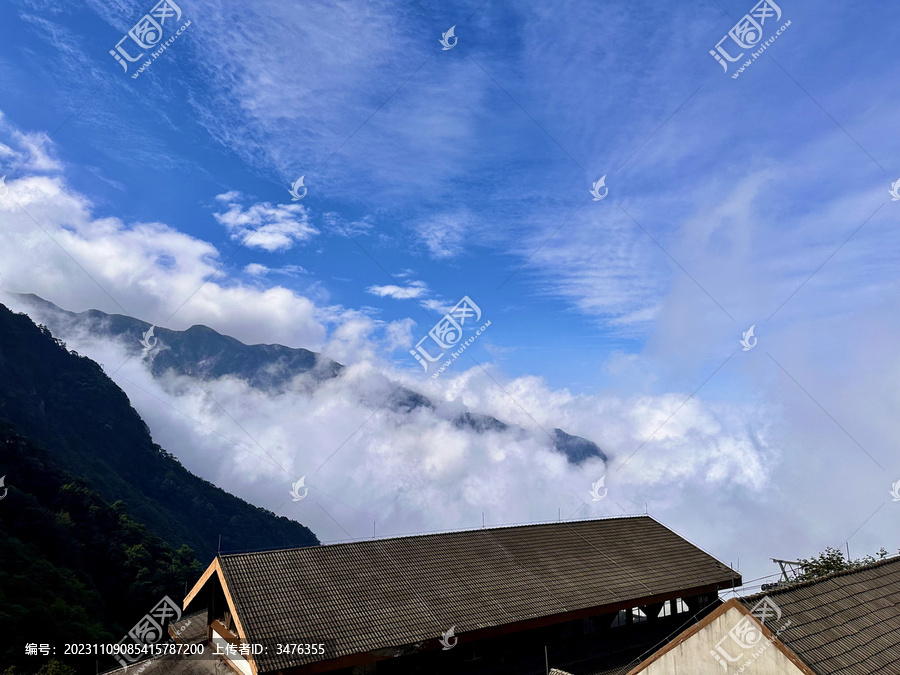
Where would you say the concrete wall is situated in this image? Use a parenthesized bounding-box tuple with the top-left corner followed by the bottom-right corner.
(638, 606, 804, 675)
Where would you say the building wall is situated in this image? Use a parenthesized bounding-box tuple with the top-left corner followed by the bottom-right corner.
(211, 625, 253, 675)
(638, 607, 804, 675)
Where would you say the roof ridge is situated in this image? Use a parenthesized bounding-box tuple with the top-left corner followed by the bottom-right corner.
(219, 514, 654, 558)
(740, 554, 900, 600)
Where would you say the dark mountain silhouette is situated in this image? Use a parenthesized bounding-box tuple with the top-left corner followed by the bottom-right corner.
(11, 293, 607, 464)
(0, 421, 202, 674)
(0, 302, 318, 563)
(13, 294, 343, 390)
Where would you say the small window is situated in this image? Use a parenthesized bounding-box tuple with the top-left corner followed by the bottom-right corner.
(658, 598, 690, 618)
(611, 608, 648, 627)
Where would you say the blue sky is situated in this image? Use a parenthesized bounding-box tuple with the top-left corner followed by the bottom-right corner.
(1, 0, 900, 585)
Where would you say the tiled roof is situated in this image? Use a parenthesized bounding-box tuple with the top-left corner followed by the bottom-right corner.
(214, 516, 738, 672)
(169, 610, 207, 644)
(739, 556, 900, 674)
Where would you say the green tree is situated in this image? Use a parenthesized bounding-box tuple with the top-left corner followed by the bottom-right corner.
(35, 662, 77, 675)
(790, 546, 893, 581)
(0, 659, 76, 675)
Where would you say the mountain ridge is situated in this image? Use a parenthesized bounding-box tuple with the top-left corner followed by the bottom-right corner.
(12, 293, 608, 465)
(0, 302, 319, 561)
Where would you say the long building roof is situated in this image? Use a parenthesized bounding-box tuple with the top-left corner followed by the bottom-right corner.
(186, 515, 739, 673)
(738, 556, 900, 674)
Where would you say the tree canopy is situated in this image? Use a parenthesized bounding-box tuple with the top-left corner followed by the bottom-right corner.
(789, 546, 894, 582)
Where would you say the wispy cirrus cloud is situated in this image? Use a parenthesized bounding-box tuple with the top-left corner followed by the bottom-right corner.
(411, 213, 470, 260)
(323, 212, 376, 237)
(244, 263, 309, 277)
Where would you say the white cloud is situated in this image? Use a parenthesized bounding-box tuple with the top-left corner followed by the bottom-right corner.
(215, 190, 243, 203)
(244, 263, 308, 277)
(244, 263, 269, 276)
(384, 317, 416, 350)
(243, 263, 269, 277)
(0, 111, 63, 173)
(213, 193, 318, 252)
(366, 280, 428, 300)
(421, 298, 454, 314)
(0, 174, 326, 348)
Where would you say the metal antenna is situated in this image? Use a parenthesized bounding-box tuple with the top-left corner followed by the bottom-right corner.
(772, 558, 804, 582)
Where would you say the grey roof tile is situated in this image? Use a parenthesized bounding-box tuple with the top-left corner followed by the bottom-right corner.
(739, 557, 900, 674)
(215, 516, 737, 672)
